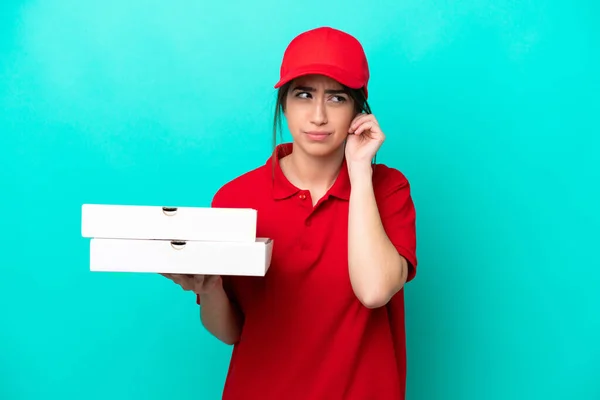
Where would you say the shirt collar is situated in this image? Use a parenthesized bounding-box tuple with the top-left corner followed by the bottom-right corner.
(267, 143, 351, 201)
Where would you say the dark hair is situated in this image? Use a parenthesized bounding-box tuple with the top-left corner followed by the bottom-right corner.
(272, 81, 373, 157)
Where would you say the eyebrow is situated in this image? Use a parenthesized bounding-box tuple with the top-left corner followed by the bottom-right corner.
(292, 85, 348, 94)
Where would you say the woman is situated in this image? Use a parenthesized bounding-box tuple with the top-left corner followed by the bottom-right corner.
(164, 26, 418, 400)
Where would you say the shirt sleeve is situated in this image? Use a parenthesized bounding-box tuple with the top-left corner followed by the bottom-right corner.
(376, 166, 418, 282)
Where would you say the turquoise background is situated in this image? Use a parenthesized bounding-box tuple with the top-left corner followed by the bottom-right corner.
(1, 0, 598, 399)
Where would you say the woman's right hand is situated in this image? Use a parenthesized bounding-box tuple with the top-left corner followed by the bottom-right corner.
(161, 274, 223, 295)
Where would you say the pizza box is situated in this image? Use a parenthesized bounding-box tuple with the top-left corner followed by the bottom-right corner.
(81, 203, 257, 242)
(89, 237, 273, 276)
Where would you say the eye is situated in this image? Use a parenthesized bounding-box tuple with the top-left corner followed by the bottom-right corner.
(295, 91, 312, 99)
(330, 95, 347, 103)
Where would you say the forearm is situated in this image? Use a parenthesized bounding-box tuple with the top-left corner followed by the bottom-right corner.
(199, 287, 243, 345)
(348, 163, 408, 308)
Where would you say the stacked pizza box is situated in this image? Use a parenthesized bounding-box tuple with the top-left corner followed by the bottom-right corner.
(81, 204, 273, 276)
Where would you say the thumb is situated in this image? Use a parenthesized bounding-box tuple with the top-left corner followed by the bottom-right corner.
(205, 275, 222, 289)
(193, 275, 205, 287)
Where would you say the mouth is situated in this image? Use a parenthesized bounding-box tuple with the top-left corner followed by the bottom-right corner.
(304, 131, 332, 141)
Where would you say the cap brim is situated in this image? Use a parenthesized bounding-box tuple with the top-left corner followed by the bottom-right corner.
(274, 63, 365, 91)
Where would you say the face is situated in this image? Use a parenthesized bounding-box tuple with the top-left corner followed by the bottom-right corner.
(283, 74, 357, 158)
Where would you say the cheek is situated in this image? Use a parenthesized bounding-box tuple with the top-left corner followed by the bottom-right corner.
(285, 113, 301, 131)
(335, 109, 356, 131)
(284, 108, 306, 130)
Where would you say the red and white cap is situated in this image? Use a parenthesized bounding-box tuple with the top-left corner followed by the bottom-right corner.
(274, 27, 370, 98)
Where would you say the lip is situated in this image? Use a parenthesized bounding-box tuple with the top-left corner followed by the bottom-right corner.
(305, 131, 332, 141)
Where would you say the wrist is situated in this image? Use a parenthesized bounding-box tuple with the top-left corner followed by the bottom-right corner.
(197, 284, 225, 301)
(347, 161, 373, 184)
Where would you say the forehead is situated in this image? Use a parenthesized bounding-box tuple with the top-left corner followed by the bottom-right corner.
(292, 74, 343, 89)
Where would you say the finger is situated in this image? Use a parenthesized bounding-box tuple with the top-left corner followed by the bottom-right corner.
(348, 113, 368, 132)
(178, 274, 199, 288)
(168, 273, 185, 283)
(165, 273, 185, 284)
(193, 275, 205, 287)
(180, 276, 196, 291)
(204, 275, 222, 289)
(353, 121, 376, 136)
(349, 114, 374, 132)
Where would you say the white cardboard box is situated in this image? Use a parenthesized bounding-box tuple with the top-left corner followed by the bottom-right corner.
(90, 237, 273, 276)
(81, 204, 257, 242)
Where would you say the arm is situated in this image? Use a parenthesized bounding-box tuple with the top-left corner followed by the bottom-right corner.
(199, 284, 243, 345)
(347, 163, 409, 309)
(163, 274, 242, 344)
(197, 189, 244, 344)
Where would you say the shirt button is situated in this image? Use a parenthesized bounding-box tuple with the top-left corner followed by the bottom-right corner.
(299, 194, 306, 200)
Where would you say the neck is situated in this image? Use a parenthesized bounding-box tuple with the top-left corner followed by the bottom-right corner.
(282, 144, 345, 195)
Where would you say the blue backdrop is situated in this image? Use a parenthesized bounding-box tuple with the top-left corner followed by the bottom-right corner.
(1, 1, 598, 399)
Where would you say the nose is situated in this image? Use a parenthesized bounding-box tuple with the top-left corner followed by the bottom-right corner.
(309, 97, 327, 126)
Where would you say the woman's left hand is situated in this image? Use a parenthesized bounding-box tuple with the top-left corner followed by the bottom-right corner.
(345, 113, 386, 166)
